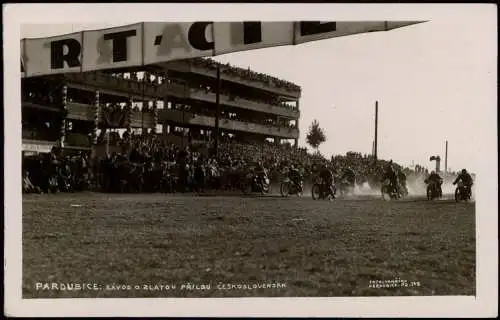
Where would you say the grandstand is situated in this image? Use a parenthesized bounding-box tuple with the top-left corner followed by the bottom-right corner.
(21, 58, 301, 157)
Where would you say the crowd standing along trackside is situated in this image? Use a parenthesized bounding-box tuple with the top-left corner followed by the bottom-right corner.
(22, 57, 460, 196)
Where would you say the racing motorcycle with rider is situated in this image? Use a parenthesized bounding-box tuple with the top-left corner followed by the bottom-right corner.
(424, 170, 443, 200)
(338, 166, 356, 196)
(242, 161, 270, 195)
(280, 164, 304, 197)
(453, 169, 473, 202)
(312, 163, 336, 200)
(381, 161, 400, 199)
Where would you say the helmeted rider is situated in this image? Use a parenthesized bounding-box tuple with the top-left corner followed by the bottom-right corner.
(254, 161, 267, 182)
(288, 163, 303, 192)
(425, 170, 443, 197)
(319, 163, 335, 198)
(453, 169, 473, 196)
(341, 166, 356, 185)
(396, 167, 408, 195)
(382, 161, 398, 193)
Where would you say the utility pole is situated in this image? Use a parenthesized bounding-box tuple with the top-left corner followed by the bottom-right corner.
(214, 65, 221, 159)
(445, 140, 448, 173)
(374, 101, 379, 160)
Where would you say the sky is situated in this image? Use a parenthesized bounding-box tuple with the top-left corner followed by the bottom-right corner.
(17, 5, 497, 173)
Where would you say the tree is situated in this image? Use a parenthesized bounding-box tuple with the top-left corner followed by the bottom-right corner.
(306, 119, 326, 151)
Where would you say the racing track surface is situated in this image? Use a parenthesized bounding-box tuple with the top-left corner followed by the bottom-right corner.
(22, 192, 476, 298)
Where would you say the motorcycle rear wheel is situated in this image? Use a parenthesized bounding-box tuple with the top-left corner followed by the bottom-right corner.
(381, 186, 396, 200)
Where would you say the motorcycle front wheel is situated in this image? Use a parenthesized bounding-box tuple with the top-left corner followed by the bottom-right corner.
(381, 186, 394, 201)
(311, 184, 321, 200)
(427, 186, 433, 200)
(280, 182, 289, 197)
(260, 183, 267, 195)
(455, 188, 461, 202)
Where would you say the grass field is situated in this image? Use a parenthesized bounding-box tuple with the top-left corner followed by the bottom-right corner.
(22, 192, 476, 298)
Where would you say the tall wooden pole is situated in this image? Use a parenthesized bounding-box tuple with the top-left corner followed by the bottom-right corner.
(445, 140, 448, 173)
(374, 101, 379, 160)
(214, 65, 221, 159)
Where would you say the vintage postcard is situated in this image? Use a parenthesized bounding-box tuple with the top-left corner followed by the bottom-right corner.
(3, 3, 498, 318)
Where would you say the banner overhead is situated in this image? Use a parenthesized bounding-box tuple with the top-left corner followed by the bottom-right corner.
(21, 21, 425, 78)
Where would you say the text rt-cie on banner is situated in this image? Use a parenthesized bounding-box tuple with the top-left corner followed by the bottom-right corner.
(21, 21, 423, 78)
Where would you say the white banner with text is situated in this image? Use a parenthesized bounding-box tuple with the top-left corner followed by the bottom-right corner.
(21, 21, 423, 78)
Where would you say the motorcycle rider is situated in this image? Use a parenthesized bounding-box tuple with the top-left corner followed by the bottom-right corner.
(254, 161, 268, 185)
(288, 164, 303, 192)
(341, 166, 356, 185)
(453, 169, 474, 197)
(255, 161, 266, 176)
(319, 163, 335, 198)
(397, 168, 408, 196)
(424, 170, 443, 197)
(382, 161, 398, 194)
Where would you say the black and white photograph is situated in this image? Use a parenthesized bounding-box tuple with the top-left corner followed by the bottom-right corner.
(3, 3, 498, 318)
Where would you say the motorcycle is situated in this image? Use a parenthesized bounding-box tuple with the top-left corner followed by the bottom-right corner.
(455, 181, 471, 202)
(311, 178, 336, 200)
(48, 175, 59, 193)
(58, 174, 74, 192)
(426, 180, 441, 200)
(242, 172, 270, 195)
(381, 179, 400, 200)
(280, 177, 303, 197)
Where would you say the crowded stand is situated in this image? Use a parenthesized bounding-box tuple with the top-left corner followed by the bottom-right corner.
(190, 58, 301, 94)
(191, 84, 299, 111)
(109, 69, 299, 112)
(23, 129, 431, 195)
(105, 69, 300, 134)
(106, 58, 301, 95)
(22, 60, 450, 198)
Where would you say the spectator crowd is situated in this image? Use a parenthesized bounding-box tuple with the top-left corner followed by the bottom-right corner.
(190, 58, 301, 93)
(23, 130, 431, 195)
(108, 60, 300, 114)
(191, 84, 299, 111)
(23, 60, 432, 195)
